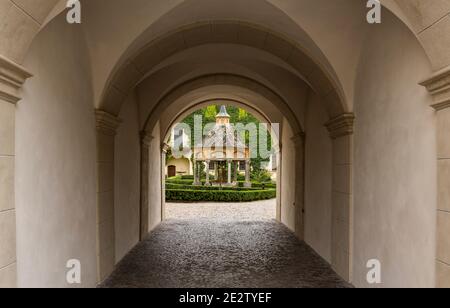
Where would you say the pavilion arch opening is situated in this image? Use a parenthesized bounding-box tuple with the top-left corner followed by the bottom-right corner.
(160, 103, 281, 222)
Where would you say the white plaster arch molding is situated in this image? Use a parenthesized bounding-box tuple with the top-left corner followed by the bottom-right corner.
(2, 0, 447, 88)
(160, 97, 282, 149)
(0, 0, 423, 64)
(141, 74, 303, 139)
(79, 0, 446, 113)
(134, 45, 311, 129)
(99, 20, 348, 120)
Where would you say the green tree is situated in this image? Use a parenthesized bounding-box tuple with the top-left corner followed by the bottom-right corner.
(204, 105, 217, 122)
(174, 104, 274, 174)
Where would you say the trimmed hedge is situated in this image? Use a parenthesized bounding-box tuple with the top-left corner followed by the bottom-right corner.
(166, 183, 262, 191)
(166, 189, 276, 202)
(166, 179, 277, 189)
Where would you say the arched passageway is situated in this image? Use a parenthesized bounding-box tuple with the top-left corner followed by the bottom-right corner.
(0, 0, 449, 288)
(100, 220, 350, 288)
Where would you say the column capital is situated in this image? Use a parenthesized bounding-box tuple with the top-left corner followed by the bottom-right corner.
(95, 109, 122, 136)
(420, 65, 450, 111)
(291, 132, 305, 148)
(325, 113, 355, 139)
(162, 143, 171, 153)
(140, 131, 154, 147)
(0, 55, 33, 104)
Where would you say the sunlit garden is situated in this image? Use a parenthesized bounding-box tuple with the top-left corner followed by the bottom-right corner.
(165, 104, 278, 203)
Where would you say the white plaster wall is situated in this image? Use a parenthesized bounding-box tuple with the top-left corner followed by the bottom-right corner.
(148, 122, 162, 232)
(166, 158, 191, 176)
(305, 94, 332, 263)
(280, 119, 296, 232)
(16, 17, 97, 287)
(353, 12, 436, 288)
(114, 94, 141, 262)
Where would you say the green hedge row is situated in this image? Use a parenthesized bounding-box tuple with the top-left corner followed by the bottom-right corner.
(166, 183, 262, 191)
(180, 174, 247, 181)
(166, 189, 277, 202)
(166, 179, 276, 189)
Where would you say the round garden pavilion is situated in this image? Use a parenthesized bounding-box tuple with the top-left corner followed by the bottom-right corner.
(193, 106, 252, 187)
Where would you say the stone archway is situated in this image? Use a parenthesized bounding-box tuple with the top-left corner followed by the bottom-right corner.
(1, 0, 449, 288)
(157, 96, 285, 232)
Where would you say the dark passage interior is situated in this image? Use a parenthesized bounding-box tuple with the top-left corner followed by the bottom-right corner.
(100, 220, 350, 288)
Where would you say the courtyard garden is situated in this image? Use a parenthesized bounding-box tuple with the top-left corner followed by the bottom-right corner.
(165, 174, 277, 203)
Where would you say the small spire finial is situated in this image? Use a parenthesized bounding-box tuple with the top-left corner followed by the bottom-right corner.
(216, 105, 230, 118)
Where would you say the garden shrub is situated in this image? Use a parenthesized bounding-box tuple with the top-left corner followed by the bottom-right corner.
(166, 179, 277, 189)
(166, 189, 276, 202)
(166, 183, 262, 191)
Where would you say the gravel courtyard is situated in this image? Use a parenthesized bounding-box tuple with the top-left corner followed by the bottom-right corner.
(165, 199, 277, 221)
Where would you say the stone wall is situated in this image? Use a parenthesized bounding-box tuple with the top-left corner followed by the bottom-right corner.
(16, 15, 98, 288)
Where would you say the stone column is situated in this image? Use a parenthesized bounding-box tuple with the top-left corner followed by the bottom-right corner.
(95, 110, 121, 283)
(244, 159, 252, 188)
(140, 132, 153, 241)
(0, 55, 32, 288)
(421, 68, 450, 288)
(233, 161, 238, 182)
(193, 160, 201, 186)
(325, 113, 355, 283)
(161, 144, 170, 221)
(205, 160, 211, 186)
(227, 160, 232, 184)
(291, 133, 305, 241)
(214, 161, 218, 181)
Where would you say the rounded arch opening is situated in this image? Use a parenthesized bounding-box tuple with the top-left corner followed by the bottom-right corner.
(99, 20, 349, 119)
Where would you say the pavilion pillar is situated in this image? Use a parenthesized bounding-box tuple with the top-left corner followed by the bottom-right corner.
(244, 159, 252, 188)
(214, 162, 218, 181)
(227, 160, 232, 185)
(205, 160, 211, 186)
(421, 67, 450, 288)
(0, 55, 32, 288)
(193, 160, 201, 186)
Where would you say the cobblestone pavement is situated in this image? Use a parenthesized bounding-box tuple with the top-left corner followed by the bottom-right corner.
(165, 199, 276, 221)
(100, 218, 350, 288)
